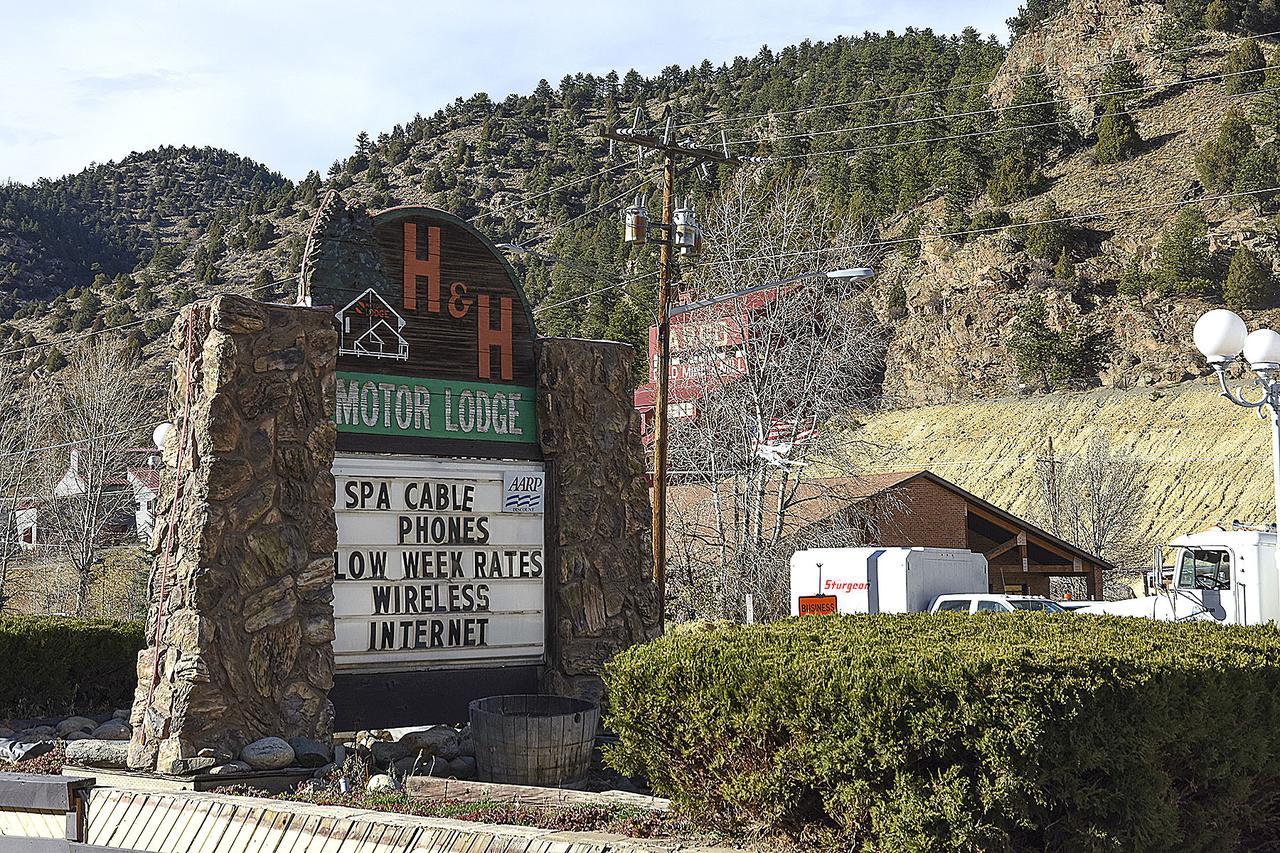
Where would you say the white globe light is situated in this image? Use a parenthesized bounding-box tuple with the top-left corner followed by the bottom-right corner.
(1244, 328, 1280, 370)
(152, 422, 173, 451)
(1193, 309, 1248, 363)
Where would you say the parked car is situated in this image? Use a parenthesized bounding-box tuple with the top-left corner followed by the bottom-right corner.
(1056, 600, 1105, 612)
(930, 594, 1067, 614)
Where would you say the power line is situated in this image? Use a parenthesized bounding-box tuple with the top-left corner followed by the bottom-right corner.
(691, 183, 1280, 270)
(762, 70, 1274, 163)
(678, 28, 1280, 133)
(469, 160, 632, 223)
(0, 276, 293, 360)
(739, 60, 1280, 148)
(0, 425, 155, 461)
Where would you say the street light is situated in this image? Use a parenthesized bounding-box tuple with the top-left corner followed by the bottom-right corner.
(668, 267, 874, 317)
(1193, 308, 1280, 551)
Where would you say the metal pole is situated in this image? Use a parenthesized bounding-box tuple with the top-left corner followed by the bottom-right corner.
(651, 152, 676, 628)
(1270, 402, 1280, 614)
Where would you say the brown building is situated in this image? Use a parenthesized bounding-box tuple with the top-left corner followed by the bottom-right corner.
(807, 470, 1112, 599)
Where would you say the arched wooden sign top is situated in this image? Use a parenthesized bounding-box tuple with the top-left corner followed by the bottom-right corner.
(303, 199, 540, 460)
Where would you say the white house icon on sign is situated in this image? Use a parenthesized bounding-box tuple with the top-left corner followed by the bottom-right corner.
(336, 288, 410, 361)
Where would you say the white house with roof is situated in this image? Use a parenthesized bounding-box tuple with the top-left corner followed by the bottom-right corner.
(13, 446, 162, 550)
(336, 288, 409, 361)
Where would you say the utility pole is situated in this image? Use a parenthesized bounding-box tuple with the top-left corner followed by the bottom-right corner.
(602, 116, 739, 627)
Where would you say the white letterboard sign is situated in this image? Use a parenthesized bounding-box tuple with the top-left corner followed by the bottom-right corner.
(332, 454, 546, 671)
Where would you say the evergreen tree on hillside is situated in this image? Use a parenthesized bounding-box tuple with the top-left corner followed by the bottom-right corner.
(1025, 200, 1068, 261)
(1225, 40, 1266, 93)
(1224, 244, 1273, 309)
(988, 150, 1047, 204)
(1007, 0, 1069, 38)
(1095, 97, 1141, 164)
(1196, 108, 1256, 192)
(1008, 293, 1088, 386)
(1232, 144, 1280, 202)
(1099, 55, 1144, 106)
(1155, 209, 1212, 294)
(997, 73, 1062, 165)
(1254, 47, 1280, 134)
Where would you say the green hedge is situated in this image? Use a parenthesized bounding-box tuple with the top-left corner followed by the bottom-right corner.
(604, 614, 1280, 851)
(0, 615, 144, 718)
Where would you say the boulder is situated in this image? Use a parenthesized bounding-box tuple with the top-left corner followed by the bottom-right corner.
(63, 731, 92, 741)
(366, 773, 396, 792)
(91, 720, 132, 741)
(311, 762, 336, 780)
(207, 761, 253, 776)
(240, 737, 295, 770)
(287, 736, 331, 768)
(65, 739, 130, 769)
(56, 716, 98, 737)
(0, 739, 53, 762)
(399, 726, 459, 760)
(370, 740, 411, 767)
(446, 756, 477, 779)
(112, 709, 130, 721)
(24, 725, 55, 737)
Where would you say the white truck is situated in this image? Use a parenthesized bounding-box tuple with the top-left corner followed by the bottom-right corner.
(1080, 524, 1280, 625)
(789, 547, 989, 616)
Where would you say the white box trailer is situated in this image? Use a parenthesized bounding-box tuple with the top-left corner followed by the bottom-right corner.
(789, 547, 989, 616)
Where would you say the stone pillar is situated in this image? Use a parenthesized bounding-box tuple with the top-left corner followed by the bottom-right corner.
(127, 294, 339, 773)
(535, 338, 661, 704)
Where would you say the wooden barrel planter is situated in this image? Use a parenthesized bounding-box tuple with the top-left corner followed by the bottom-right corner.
(468, 694, 600, 787)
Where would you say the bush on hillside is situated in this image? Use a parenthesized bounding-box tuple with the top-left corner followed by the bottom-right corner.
(1225, 244, 1274, 309)
(605, 615, 1280, 850)
(1224, 40, 1266, 93)
(1155, 208, 1213, 294)
(0, 615, 144, 717)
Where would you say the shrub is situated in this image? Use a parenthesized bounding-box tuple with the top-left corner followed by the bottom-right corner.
(1023, 200, 1068, 261)
(605, 615, 1280, 849)
(1155, 209, 1213, 294)
(1224, 40, 1266, 93)
(1224, 244, 1274, 309)
(1197, 108, 1255, 193)
(1095, 97, 1141, 164)
(0, 615, 144, 717)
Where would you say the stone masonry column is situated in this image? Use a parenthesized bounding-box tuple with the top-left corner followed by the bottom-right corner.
(127, 294, 339, 773)
(535, 338, 661, 704)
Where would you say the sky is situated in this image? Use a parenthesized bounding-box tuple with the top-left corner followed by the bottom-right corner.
(0, 0, 1019, 184)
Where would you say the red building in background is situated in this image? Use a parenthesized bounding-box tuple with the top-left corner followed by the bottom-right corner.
(633, 287, 785, 443)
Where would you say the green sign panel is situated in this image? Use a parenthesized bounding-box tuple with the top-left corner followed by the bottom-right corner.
(335, 371, 537, 445)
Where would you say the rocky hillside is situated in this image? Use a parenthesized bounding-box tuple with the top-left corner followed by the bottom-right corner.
(880, 0, 1280, 403)
(854, 378, 1276, 557)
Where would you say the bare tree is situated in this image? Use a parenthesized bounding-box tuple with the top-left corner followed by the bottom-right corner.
(1034, 432, 1148, 598)
(664, 167, 889, 621)
(0, 364, 46, 611)
(33, 341, 159, 615)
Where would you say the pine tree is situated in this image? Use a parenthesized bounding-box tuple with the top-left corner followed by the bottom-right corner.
(988, 150, 1047, 203)
(1095, 97, 1141, 164)
(1232, 144, 1280, 201)
(940, 146, 982, 214)
(998, 72, 1061, 163)
(1054, 247, 1077, 283)
(1099, 54, 1143, 106)
(1118, 256, 1150, 297)
(45, 347, 67, 372)
(1008, 293, 1087, 386)
(1024, 200, 1068, 260)
(1204, 0, 1237, 31)
(1155, 209, 1212, 294)
(1225, 40, 1266, 93)
(1196, 108, 1256, 192)
(1224, 244, 1273, 309)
